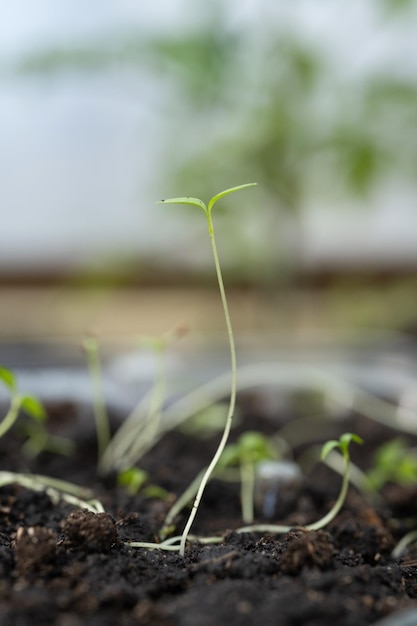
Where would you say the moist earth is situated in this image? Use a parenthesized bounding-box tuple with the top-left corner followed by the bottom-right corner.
(0, 401, 417, 626)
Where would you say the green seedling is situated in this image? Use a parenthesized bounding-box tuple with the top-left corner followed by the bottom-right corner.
(85, 329, 182, 475)
(118, 467, 149, 495)
(158, 182, 256, 555)
(235, 432, 363, 534)
(101, 329, 183, 474)
(82, 337, 111, 464)
(131, 432, 362, 552)
(0, 367, 46, 440)
(218, 431, 277, 524)
(366, 437, 417, 491)
(117, 466, 169, 500)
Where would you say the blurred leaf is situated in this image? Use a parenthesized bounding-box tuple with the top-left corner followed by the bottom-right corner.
(20, 395, 47, 422)
(118, 467, 148, 495)
(0, 368, 16, 392)
(380, 0, 417, 14)
(147, 30, 240, 106)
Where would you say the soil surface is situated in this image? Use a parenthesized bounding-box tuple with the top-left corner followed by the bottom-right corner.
(1, 397, 417, 626)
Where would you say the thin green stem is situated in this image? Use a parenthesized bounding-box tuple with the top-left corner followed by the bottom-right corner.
(179, 211, 237, 556)
(0, 394, 22, 439)
(83, 339, 111, 464)
(236, 454, 350, 534)
(240, 461, 255, 525)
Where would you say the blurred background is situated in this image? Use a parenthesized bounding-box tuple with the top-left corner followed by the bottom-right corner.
(1, 0, 417, 340)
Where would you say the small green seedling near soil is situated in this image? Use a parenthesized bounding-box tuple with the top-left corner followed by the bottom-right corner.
(158, 182, 257, 555)
(218, 431, 277, 524)
(0, 367, 101, 512)
(234, 432, 363, 535)
(82, 337, 111, 464)
(366, 437, 417, 492)
(117, 467, 149, 495)
(84, 329, 183, 475)
(0, 366, 46, 440)
(130, 431, 363, 552)
(117, 466, 169, 500)
(159, 430, 275, 538)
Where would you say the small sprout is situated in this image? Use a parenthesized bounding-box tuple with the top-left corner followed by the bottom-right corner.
(159, 183, 257, 556)
(99, 328, 183, 475)
(305, 432, 363, 532)
(117, 467, 148, 495)
(0, 366, 47, 440)
(235, 432, 363, 536)
(20, 395, 47, 422)
(82, 336, 110, 464)
(219, 431, 278, 523)
(321, 433, 363, 463)
(118, 467, 169, 500)
(366, 437, 417, 491)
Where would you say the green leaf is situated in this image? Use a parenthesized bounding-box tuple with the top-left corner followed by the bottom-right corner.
(321, 432, 363, 461)
(20, 395, 47, 422)
(157, 197, 207, 213)
(207, 183, 257, 212)
(0, 367, 16, 392)
(339, 433, 363, 451)
(118, 467, 148, 494)
(321, 439, 340, 461)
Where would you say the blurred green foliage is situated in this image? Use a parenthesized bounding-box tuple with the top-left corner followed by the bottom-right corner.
(13, 1, 417, 279)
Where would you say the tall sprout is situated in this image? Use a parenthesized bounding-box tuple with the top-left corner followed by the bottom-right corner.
(158, 182, 256, 556)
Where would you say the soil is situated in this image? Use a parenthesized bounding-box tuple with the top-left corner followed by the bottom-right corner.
(1, 396, 417, 626)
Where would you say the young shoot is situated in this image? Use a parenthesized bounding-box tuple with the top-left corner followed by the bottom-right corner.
(101, 328, 184, 474)
(82, 337, 111, 464)
(131, 433, 362, 552)
(218, 431, 277, 524)
(118, 466, 169, 500)
(158, 182, 256, 555)
(235, 432, 363, 535)
(0, 367, 46, 440)
(86, 328, 183, 475)
(365, 437, 417, 492)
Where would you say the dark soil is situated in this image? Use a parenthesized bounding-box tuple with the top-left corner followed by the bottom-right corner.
(1, 397, 417, 626)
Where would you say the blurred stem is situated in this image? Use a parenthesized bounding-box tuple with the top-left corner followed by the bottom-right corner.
(83, 338, 110, 464)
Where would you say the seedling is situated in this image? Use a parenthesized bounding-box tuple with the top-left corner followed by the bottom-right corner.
(117, 467, 149, 495)
(82, 337, 111, 464)
(235, 432, 363, 534)
(366, 437, 417, 491)
(0, 366, 46, 439)
(158, 182, 256, 555)
(159, 431, 275, 538)
(117, 466, 169, 499)
(131, 432, 363, 552)
(218, 431, 278, 524)
(0, 366, 103, 512)
(84, 329, 183, 475)
(101, 329, 184, 474)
